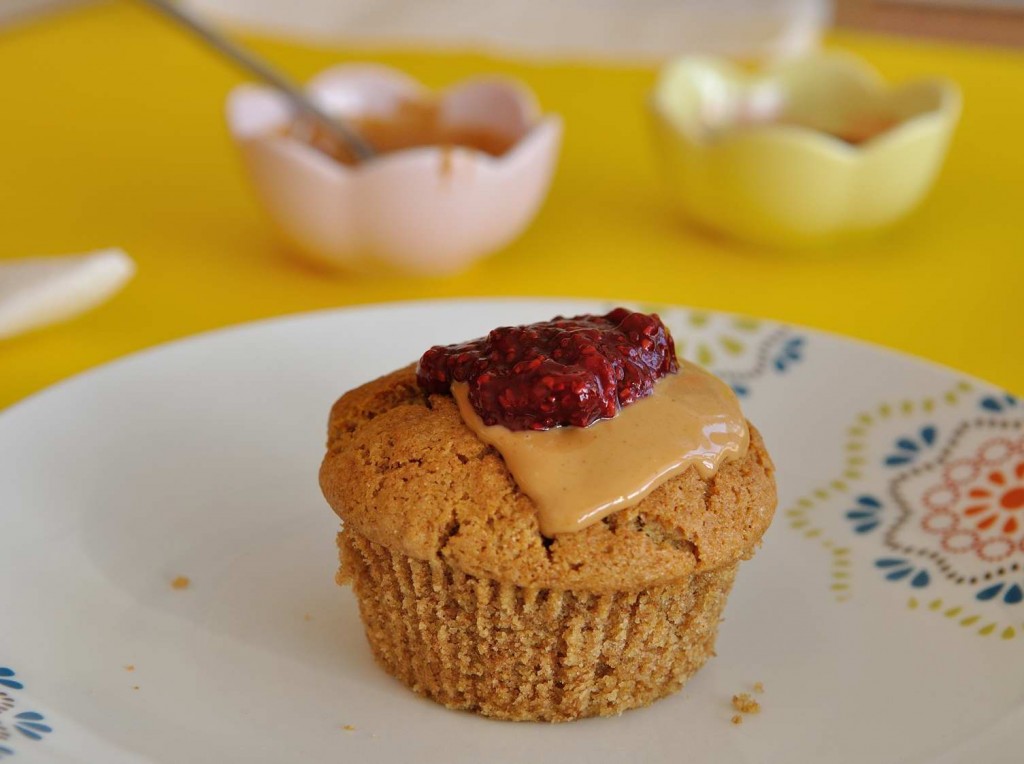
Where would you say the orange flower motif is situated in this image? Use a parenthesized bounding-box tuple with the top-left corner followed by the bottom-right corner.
(916, 436, 1024, 564)
(963, 460, 1024, 536)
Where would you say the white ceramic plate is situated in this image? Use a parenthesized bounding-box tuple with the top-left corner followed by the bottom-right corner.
(2, 299, 1022, 764)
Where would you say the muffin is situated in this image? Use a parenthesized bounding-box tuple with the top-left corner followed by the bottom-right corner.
(319, 308, 776, 722)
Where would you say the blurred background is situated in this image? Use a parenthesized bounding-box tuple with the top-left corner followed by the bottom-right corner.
(4, 0, 1024, 50)
(1, 0, 1022, 407)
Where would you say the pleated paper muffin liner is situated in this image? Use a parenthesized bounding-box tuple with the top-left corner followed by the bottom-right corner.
(338, 528, 738, 722)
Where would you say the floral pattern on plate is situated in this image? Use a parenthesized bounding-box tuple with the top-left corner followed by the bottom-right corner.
(3, 300, 1021, 763)
(788, 384, 1024, 640)
(640, 307, 807, 397)
(0, 667, 52, 759)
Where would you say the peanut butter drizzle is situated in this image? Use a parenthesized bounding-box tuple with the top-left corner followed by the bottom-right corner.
(452, 362, 749, 536)
(288, 98, 516, 166)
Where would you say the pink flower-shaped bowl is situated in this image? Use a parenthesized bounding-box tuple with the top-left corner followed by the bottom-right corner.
(226, 65, 562, 275)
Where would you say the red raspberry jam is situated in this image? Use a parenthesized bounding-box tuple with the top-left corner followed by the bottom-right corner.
(416, 308, 678, 431)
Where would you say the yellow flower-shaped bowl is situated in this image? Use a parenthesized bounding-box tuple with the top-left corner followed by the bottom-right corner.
(650, 52, 962, 248)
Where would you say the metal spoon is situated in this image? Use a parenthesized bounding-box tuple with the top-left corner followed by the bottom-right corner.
(137, 0, 376, 162)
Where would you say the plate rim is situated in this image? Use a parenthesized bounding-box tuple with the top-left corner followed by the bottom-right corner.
(2, 296, 1014, 425)
(1, 296, 1021, 763)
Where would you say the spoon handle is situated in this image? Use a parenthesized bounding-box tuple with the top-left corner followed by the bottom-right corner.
(137, 0, 375, 161)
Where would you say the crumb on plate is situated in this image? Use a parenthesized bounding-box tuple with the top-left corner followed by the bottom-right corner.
(732, 693, 761, 714)
(731, 714, 743, 725)
(171, 576, 190, 590)
(753, 681, 765, 693)
(132, 685, 140, 691)
(342, 725, 356, 731)
(124, 665, 135, 672)
(303, 613, 313, 622)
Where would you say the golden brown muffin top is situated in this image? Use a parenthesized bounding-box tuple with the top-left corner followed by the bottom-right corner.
(319, 365, 777, 592)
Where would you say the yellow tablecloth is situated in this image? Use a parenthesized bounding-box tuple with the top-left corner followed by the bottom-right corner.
(2, 2, 1022, 409)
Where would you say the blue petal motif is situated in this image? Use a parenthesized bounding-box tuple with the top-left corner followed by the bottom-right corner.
(772, 335, 806, 372)
(885, 454, 913, 466)
(0, 668, 22, 692)
(875, 558, 931, 589)
(977, 583, 1004, 601)
(0, 745, 14, 758)
(13, 712, 52, 741)
(845, 495, 884, 534)
(884, 426, 938, 468)
(980, 393, 1018, 412)
(1005, 584, 1023, 605)
(875, 558, 906, 568)
(722, 332, 807, 397)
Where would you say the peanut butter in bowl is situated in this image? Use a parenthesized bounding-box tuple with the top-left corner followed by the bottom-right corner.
(226, 63, 562, 275)
(650, 51, 961, 248)
(288, 98, 519, 166)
